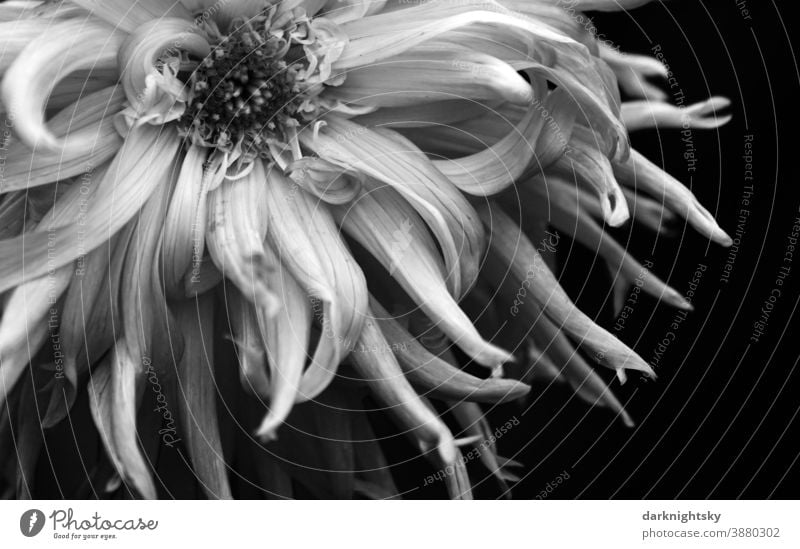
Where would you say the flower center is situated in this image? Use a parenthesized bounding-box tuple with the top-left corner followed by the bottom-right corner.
(178, 10, 316, 162)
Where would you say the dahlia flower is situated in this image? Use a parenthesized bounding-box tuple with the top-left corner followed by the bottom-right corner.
(0, 0, 731, 499)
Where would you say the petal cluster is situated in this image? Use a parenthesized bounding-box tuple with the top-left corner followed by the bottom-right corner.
(0, 0, 731, 499)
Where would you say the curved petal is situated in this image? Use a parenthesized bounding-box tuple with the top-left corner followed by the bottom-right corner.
(69, 0, 192, 34)
(161, 143, 209, 298)
(613, 149, 732, 246)
(622, 97, 732, 131)
(0, 125, 181, 293)
(479, 202, 655, 378)
(118, 17, 210, 107)
(329, 49, 532, 108)
(1, 19, 124, 152)
(351, 312, 457, 466)
(264, 170, 368, 400)
(206, 160, 280, 317)
(0, 86, 124, 193)
(173, 296, 232, 499)
(333, 183, 512, 368)
(336, 0, 575, 69)
(254, 243, 312, 440)
(301, 116, 485, 297)
(372, 300, 529, 403)
(433, 83, 550, 196)
(551, 125, 629, 226)
(88, 344, 157, 499)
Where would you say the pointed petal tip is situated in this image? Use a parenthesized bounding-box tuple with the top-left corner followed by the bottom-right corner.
(621, 409, 635, 428)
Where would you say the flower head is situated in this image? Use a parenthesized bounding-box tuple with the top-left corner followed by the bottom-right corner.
(0, 0, 731, 499)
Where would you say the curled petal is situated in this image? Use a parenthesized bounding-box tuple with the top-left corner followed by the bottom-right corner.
(551, 125, 629, 226)
(287, 156, 362, 205)
(433, 84, 548, 196)
(118, 18, 210, 119)
(1, 19, 124, 152)
(0, 86, 124, 193)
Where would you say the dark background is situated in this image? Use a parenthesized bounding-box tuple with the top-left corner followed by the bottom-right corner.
(493, 0, 800, 500)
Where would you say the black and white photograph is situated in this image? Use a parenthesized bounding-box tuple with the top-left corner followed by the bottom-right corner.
(0, 0, 798, 546)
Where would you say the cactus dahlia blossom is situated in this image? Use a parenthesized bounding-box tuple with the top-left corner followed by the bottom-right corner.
(0, 0, 731, 499)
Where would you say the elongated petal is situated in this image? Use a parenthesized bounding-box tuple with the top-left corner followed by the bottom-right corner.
(330, 49, 532, 108)
(551, 125, 629, 226)
(600, 45, 668, 101)
(1, 19, 124, 152)
(119, 164, 177, 374)
(533, 315, 633, 427)
(353, 99, 499, 129)
(0, 86, 124, 193)
(333, 183, 512, 367)
(0, 125, 180, 294)
(301, 116, 484, 297)
(265, 171, 367, 400)
(525, 176, 692, 310)
(351, 313, 457, 465)
(42, 234, 119, 428)
(254, 243, 312, 440)
(449, 401, 519, 491)
(69, 0, 192, 34)
(479, 202, 655, 378)
(622, 97, 732, 131)
(162, 143, 208, 297)
(88, 345, 157, 499)
(336, 0, 575, 69)
(623, 186, 676, 234)
(613, 149, 732, 245)
(0, 20, 49, 73)
(566, 0, 653, 10)
(433, 87, 549, 196)
(173, 296, 232, 499)
(372, 300, 529, 403)
(206, 161, 280, 317)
